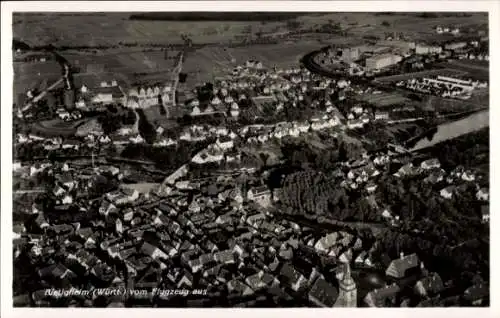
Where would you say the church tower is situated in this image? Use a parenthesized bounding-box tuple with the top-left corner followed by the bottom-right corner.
(335, 263, 357, 307)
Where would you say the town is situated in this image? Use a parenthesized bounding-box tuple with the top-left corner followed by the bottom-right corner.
(12, 12, 489, 308)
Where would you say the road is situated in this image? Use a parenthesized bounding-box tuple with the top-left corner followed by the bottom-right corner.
(14, 189, 46, 195)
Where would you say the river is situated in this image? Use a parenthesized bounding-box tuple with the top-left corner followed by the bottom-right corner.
(411, 109, 489, 151)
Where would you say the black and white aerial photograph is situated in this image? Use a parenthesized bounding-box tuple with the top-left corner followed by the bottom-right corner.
(4, 2, 495, 311)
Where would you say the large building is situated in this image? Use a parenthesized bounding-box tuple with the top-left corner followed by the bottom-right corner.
(444, 41, 468, 51)
(415, 44, 443, 55)
(340, 47, 360, 63)
(365, 53, 402, 70)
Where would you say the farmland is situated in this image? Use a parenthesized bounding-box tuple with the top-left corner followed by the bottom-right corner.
(13, 13, 296, 47)
(437, 60, 489, 81)
(14, 12, 487, 49)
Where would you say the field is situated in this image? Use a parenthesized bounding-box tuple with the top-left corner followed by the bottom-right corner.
(421, 93, 489, 114)
(332, 13, 487, 43)
(356, 91, 410, 108)
(15, 39, 321, 95)
(438, 60, 489, 81)
(13, 61, 63, 97)
(13, 13, 291, 47)
(374, 68, 467, 84)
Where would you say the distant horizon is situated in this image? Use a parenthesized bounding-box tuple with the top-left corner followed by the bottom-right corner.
(13, 11, 488, 22)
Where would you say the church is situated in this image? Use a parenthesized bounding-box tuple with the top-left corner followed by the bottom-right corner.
(335, 262, 357, 307)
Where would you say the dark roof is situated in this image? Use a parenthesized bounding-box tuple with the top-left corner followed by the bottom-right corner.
(92, 86, 124, 98)
(416, 273, 444, 296)
(280, 263, 303, 286)
(386, 253, 420, 278)
(365, 284, 401, 305)
(464, 284, 489, 302)
(308, 276, 338, 307)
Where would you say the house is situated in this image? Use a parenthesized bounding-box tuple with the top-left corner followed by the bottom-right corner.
(129, 134, 145, 144)
(58, 173, 77, 191)
(140, 242, 169, 267)
(385, 252, 419, 278)
(481, 205, 489, 223)
(247, 186, 272, 208)
(476, 188, 489, 201)
(314, 232, 338, 254)
(420, 158, 440, 170)
(366, 183, 378, 193)
(375, 111, 389, 121)
(308, 276, 338, 307)
(395, 163, 417, 177)
(280, 263, 308, 292)
(347, 119, 364, 129)
(216, 136, 234, 150)
(364, 283, 401, 307)
(440, 186, 455, 199)
(463, 284, 488, 306)
(38, 263, 77, 281)
(53, 185, 66, 197)
(461, 171, 475, 182)
(424, 169, 446, 184)
(177, 270, 194, 288)
(99, 201, 118, 217)
(246, 213, 266, 228)
(61, 194, 73, 205)
(245, 271, 272, 291)
(227, 279, 254, 296)
(414, 272, 444, 297)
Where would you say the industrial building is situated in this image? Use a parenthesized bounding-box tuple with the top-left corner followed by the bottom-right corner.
(340, 47, 360, 63)
(415, 44, 443, 55)
(365, 53, 402, 71)
(444, 42, 468, 51)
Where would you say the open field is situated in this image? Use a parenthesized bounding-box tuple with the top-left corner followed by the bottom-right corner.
(438, 60, 489, 81)
(63, 50, 177, 76)
(356, 91, 410, 108)
(423, 92, 489, 114)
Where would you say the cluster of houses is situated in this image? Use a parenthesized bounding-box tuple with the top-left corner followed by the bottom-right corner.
(346, 104, 373, 129)
(435, 26, 461, 35)
(56, 108, 82, 121)
(395, 75, 487, 100)
(243, 110, 343, 144)
(13, 43, 490, 307)
(126, 84, 173, 110)
(393, 158, 489, 222)
(12, 156, 369, 307)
